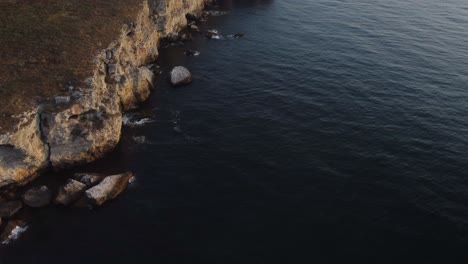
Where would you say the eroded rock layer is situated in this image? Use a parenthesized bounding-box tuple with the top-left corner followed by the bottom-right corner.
(0, 0, 207, 190)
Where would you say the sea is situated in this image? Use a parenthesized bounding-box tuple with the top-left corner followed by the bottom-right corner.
(2, 0, 468, 263)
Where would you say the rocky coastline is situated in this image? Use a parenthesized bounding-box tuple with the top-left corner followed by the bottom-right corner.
(0, 0, 220, 243)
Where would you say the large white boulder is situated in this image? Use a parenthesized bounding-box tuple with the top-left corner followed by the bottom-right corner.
(170, 66, 192, 86)
(85, 172, 134, 206)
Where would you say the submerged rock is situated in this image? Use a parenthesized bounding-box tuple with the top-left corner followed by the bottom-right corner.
(74, 173, 106, 187)
(204, 29, 222, 39)
(0, 200, 23, 218)
(85, 172, 134, 206)
(55, 179, 87, 206)
(185, 49, 200, 56)
(22, 186, 52, 208)
(170, 66, 192, 86)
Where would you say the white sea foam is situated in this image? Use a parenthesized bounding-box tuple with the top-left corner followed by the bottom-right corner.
(2, 225, 29, 245)
(205, 10, 230, 16)
(122, 114, 155, 127)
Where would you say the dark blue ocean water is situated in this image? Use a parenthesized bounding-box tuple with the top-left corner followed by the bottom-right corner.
(2, 0, 468, 263)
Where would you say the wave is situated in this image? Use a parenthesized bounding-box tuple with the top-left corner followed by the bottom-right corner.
(122, 114, 155, 127)
(2, 225, 29, 245)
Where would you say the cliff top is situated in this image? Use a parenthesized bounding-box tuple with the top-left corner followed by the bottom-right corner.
(0, 0, 145, 133)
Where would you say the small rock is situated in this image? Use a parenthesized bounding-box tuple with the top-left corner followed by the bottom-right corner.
(106, 50, 113, 60)
(180, 33, 192, 42)
(190, 24, 199, 31)
(173, 125, 183, 133)
(204, 29, 221, 39)
(112, 75, 123, 83)
(128, 175, 137, 184)
(22, 186, 52, 208)
(185, 49, 200, 56)
(74, 173, 106, 187)
(0, 200, 23, 218)
(55, 96, 71, 105)
(71, 90, 82, 99)
(84, 77, 94, 87)
(85, 172, 134, 206)
(107, 63, 117, 74)
(233, 33, 245, 39)
(170, 66, 192, 86)
(55, 179, 87, 206)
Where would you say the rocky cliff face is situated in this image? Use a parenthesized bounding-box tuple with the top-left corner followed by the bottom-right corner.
(0, 0, 207, 190)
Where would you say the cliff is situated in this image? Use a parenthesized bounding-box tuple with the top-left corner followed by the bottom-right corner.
(0, 0, 208, 191)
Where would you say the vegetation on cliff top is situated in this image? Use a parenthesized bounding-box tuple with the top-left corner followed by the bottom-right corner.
(0, 0, 145, 132)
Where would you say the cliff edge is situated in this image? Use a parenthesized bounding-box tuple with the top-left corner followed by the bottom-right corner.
(0, 0, 208, 191)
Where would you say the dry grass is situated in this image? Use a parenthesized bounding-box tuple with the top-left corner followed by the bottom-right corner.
(0, 0, 145, 132)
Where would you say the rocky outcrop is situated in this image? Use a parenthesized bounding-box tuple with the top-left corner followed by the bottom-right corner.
(0, 0, 207, 191)
(170, 66, 193, 86)
(85, 172, 134, 206)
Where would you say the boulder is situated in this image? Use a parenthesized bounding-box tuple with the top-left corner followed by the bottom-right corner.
(74, 173, 106, 187)
(85, 172, 134, 206)
(55, 179, 87, 206)
(170, 66, 192, 86)
(22, 186, 52, 208)
(0, 200, 23, 218)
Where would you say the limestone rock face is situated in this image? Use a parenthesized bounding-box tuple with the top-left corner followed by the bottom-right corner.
(22, 186, 52, 208)
(0, 200, 23, 218)
(55, 179, 87, 206)
(0, 145, 46, 190)
(0, 0, 206, 191)
(0, 113, 49, 189)
(170, 66, 193, 86)
(85, 172, 134, 206)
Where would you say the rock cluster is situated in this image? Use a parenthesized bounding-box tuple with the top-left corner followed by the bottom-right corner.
(0, 171, 135, 243)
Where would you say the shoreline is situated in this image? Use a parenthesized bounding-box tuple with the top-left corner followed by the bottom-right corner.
(0, 0, 222, 242)
(0, 0, 212, 192)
